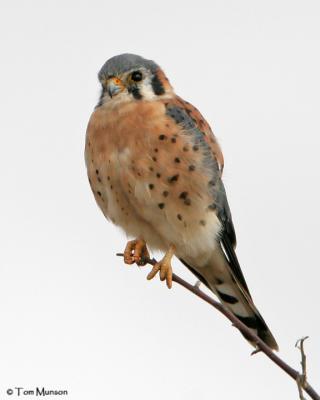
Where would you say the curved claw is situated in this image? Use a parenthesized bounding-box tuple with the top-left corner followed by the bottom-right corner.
(160, 263, 173, 289)
(146, 245, 175, 289)
(147, 263, 161, 280)
(147, 262, 172, 288)
(123, 239, 149, 265)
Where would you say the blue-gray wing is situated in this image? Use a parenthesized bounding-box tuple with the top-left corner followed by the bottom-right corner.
(165, 99, 251, 296)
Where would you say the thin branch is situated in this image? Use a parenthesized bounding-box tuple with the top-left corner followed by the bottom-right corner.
(116, 253, 320, 400)
(296, 337, 310, 400)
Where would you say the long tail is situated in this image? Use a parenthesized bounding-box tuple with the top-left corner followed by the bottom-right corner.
(180, 247, 278, 351)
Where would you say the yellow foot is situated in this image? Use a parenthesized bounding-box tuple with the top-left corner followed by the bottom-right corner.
(147, 245, 175, 289)
(123, 239, 150, 266)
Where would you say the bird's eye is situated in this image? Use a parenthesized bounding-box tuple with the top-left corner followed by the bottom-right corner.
(131, 71, 143, 82)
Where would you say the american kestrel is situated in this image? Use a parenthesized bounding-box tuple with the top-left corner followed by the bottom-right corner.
(85, 54, 278, 350)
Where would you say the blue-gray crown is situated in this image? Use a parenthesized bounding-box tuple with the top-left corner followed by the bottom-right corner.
(98, 53, 159, 81)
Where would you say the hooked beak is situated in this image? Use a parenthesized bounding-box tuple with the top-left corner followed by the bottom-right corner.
(106, 77, 124, 98)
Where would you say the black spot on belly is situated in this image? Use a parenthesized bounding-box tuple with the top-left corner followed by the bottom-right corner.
(159, 134, 167, 140)
(163, 191, 169, 197)
(177, 214, 183, 221)
(149, 184, 154, 190)
(189, 165, 195, 171)
(174, 157, 180, 163)
(179, 192, 188, 199)
(158, 203, 165, 209)
(168, 174, 179, 183)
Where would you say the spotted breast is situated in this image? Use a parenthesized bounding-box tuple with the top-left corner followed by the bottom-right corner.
(85, 98, 222, 261)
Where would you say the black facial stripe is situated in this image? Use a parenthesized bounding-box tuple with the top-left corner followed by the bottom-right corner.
(151, 74, 165, 95)
(128, 86, 142, 100)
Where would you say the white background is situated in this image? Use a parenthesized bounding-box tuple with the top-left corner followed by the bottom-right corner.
(0, 1, 319, 399)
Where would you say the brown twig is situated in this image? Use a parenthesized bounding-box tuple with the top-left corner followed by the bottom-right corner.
(116, 253, 320, 400)
(296, 337, 310, 400)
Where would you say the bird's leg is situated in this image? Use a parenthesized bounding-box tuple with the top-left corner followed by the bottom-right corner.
(123, 239, 150, 266)
(147, 244, 175, 289)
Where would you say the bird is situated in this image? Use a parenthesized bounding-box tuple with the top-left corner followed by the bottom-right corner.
(85, 53, 278, 350)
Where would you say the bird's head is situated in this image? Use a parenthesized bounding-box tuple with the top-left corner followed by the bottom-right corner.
(96, 53, 173, 107)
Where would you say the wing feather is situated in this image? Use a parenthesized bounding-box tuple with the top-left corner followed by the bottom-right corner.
(164, 97, 252, 298)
